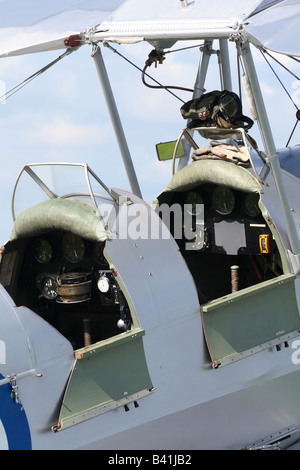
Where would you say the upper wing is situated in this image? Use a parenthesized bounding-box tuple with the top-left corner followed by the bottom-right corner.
(0, 0, 297, 58)
(88, 0, 265, 46)
(244, 0, 300, 56)
(0, 0, 125, 57)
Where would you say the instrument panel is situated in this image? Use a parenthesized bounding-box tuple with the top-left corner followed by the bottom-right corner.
(8, 230, 133, 348)
(183, 185, 260, 219)
(31, 232, 109, 303)
(175, 183, 273, 255)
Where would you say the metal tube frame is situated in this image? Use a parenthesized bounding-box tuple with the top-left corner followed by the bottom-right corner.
(219, 39, 232, 91)
(177, 40, 213, 171)
(92, 44, 142, 199)
(240, 40, 300, 259)
(177, 39, 232, 171)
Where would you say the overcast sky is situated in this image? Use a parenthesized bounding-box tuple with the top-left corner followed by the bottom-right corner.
(0, 1, 299, 243)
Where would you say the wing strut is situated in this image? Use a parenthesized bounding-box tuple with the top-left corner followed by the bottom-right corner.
(177, 40, 213, 172)
(240, 40, 300, 263)
(92, 44, 142, 199)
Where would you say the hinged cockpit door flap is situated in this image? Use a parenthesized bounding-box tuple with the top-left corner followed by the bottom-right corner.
(53, 328, 154, 432)
(201, 274, 300, 368)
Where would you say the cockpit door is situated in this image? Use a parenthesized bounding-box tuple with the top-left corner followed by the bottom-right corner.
(54, 328, 153, 431)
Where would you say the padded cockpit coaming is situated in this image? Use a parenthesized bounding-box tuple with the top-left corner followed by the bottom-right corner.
(9, 198, 109, 243)
(154, 159, 262, 207)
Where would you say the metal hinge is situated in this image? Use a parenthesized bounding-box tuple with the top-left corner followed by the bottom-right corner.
(8, 373, 19, 404)
(243, 425, 299, 450)
(0, 369, 38, 404)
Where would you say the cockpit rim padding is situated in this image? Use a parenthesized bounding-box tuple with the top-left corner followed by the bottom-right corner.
(9, 198, 108, 242)
(158, 159, 262, 196)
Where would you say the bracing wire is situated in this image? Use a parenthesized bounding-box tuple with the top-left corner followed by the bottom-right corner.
(286, 120, 299, 147)
(259, 48, 298, 110)
(0, 49, 73, 104)
(259, 48, 300, 146)
(264, 49, 300, 82)
(1, 40, 198, 106)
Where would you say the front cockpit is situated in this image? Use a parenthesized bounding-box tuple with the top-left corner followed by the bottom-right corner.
(155, 126, 281, 300)
(154, 125, 300, 367)
(158, 180, 278, 303)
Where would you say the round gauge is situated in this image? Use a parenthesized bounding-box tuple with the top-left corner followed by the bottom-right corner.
(42, 276, 58, 299)
(62, 233, 85, 263)
(185, 191, 204, 215)
(244, 193, 260, 217)
(97, 275, 110, 293)
(212, 186, 235, 215)
(34, 239, 53, 264)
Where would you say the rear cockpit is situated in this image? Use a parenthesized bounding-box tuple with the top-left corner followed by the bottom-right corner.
(0, 163, 134, 350)
(2, 230, 131, 350)
(0, 163, 154, 429)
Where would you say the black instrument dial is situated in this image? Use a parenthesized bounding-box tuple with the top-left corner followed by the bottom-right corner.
(212, 186, 235, 215)
(244, 193, 260, 217)
(62, 233, 85, 263)
(42, 275, 58, 299)
(34, 239, 53, 264)
(185, 191, 204, 215)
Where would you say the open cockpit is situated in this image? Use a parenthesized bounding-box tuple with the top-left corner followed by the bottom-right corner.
(155, 126, 300, 367)
(155, 126, 282, 296)
(0, 163, 154, 430)
(0, 143, 299, 374)
(2, 229, 131, 350)
(0, 163, 133, 350)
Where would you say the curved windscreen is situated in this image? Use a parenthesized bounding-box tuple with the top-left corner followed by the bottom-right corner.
(12, 162, 115, 221)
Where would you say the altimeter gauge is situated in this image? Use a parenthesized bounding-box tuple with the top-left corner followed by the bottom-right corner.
(97, 274, 110, 293)
(62, 233, 85, 263)
(212, 186, 235, 215)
